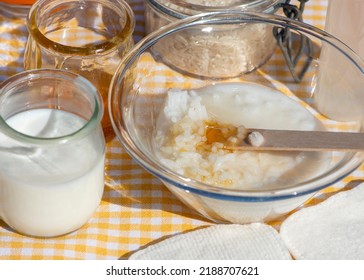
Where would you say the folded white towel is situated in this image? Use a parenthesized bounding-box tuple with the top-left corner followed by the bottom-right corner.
(129, 223, 292, 260)
(280, 183, 364, 259)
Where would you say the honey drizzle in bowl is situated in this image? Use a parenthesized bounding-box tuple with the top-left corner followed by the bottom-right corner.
(205, 121, 237, 144)
(202, 121, 248, 151)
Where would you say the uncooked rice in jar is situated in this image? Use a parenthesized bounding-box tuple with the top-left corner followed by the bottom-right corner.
(151, 22, 276, 79)
(147, 1, 278, 78)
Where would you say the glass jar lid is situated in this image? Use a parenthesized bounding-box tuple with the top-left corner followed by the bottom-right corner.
(146, 0, 286, 19)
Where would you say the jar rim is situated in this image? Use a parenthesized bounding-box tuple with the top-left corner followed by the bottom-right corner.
(145, 0, 285, 19)
(0, 69, 103, 146)
(26, 0, 135, 56)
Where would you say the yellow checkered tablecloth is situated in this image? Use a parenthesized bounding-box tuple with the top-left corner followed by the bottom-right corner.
(0, 0, 362, 260)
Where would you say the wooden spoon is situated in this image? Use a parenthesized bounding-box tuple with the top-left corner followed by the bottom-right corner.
(205, 125, 364, 152)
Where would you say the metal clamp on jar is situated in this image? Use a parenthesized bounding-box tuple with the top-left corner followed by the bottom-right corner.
(274, 0, 312, 82)
(144, 0, 312, 81)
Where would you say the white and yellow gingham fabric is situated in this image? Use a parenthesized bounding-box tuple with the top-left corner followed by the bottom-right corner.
(1, 0, 361, 260)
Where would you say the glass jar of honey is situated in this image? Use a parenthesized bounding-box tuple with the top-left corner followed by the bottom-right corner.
(23, 0, 135, 141)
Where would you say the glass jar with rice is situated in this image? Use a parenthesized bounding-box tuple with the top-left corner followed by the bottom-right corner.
(144, 0, 301, 79)
(144, 0, 287, 33)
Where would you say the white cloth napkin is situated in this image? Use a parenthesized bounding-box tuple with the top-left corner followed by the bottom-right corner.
(280, 183, 364, 259)
(129, 223, 292, 260)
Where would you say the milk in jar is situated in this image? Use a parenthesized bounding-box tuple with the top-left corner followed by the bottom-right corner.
(0, 109, 105, 237)
(0, 69, 105, 238)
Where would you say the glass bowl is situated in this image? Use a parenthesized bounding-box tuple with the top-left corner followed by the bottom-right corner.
(109, 11, 364, 224)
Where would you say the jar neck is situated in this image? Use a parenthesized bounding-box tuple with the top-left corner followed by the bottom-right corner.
(0, 69, 103, 145)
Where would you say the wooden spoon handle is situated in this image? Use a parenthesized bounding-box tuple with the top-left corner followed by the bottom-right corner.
(226, 129, 364, 152)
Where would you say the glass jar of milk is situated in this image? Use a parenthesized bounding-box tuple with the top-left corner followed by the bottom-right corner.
(0, 69, 105, 237)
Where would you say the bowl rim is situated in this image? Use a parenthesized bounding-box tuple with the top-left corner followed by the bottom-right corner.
(109, 11, 364, 201)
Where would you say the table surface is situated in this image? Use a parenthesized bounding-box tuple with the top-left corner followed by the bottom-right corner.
(1, 0, 362, 260)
